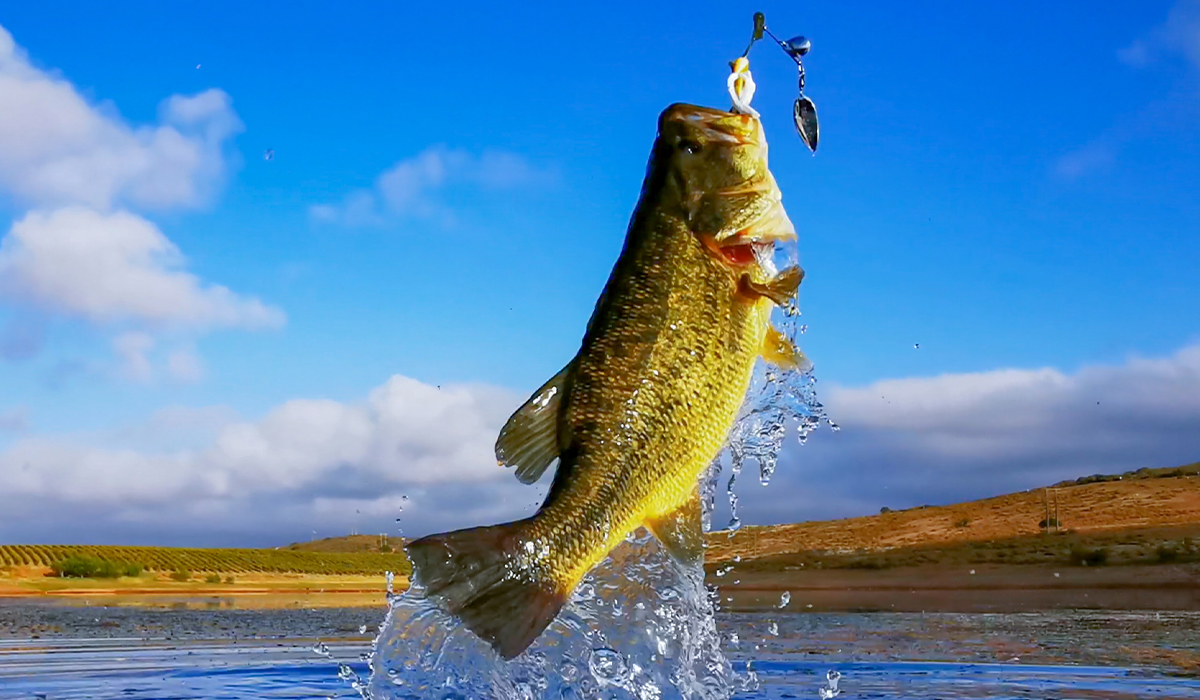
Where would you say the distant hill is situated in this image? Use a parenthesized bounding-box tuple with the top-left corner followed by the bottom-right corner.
(285, 534, 403, 554)
(8, 464, 1193, 579)
(705, 461, 1200, 565)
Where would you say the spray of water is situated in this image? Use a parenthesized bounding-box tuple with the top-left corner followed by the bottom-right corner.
(368, 531, 753, 699)
(707, 236, 835, 536)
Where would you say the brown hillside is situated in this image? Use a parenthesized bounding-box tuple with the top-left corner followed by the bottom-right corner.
(286, 534, 402, 554)
(706, 470, 1200, 562)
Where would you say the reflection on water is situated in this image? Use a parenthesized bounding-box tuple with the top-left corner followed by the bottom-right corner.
(2, 603, 1200, 699)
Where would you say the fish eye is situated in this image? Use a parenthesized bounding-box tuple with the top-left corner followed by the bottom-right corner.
(678, 139, 703, 155)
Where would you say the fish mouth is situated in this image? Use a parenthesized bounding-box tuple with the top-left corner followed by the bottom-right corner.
(660, 103, 763, 147)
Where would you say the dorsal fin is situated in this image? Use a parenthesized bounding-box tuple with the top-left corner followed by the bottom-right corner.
(644, 485, 704, 567)
(495, 363, 571, 485)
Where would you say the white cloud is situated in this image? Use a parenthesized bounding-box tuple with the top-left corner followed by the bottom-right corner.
(4, 346, 1200, 546)
(0, 24, 241, 211)
(1053, 141, 1115, 181)
(112, 331, 155, 383)
(735, 344, 1200, 526)
(166, 347, 204, 384)
(0, 23, 280, 375)
(0, 374, 529, 544)
(1119, 0, 1200, 71)
(1057, 1, 1200, 181)
(311, 146, 556, 225)
(0, 207, 283, 330)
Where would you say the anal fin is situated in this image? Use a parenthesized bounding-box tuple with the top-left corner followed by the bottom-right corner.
(645, 486, 704, 568)
(496, 362, 571, 484)
(739, 265, 804, 306)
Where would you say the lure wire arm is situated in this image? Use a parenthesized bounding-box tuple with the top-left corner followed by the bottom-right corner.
(733, 12, 820, 153)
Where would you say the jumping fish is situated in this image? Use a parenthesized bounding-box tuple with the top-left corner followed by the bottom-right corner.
(407, 103, 805, 659)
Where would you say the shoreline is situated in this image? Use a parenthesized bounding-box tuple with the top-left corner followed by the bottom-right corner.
(3, 563, 1196, 612)
(0, 570, 403, 609)
(718, 562, 1200, 612)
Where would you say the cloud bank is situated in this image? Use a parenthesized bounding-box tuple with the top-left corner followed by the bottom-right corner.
(2, 344, 1198, 547)
(734, 344, 1200, 526)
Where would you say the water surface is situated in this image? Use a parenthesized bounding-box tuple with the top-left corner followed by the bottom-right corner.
(2, 602, 1198, 699)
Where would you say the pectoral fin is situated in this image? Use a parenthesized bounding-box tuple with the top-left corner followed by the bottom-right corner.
(761, 326, 812, 372)
(645, 486, 704, 567)
(739, 265, 804, 306)
(495, 362, 571, 485)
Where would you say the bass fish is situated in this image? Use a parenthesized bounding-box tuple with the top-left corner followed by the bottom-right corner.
(407, 103, 805, 659)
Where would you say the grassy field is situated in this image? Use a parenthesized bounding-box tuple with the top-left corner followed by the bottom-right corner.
(0, 544, 410, 576)
(705, 464, 1200, 565)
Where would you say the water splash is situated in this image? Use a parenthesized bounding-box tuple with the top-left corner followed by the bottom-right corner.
(366, 220, 826, 700)
(704, 237, 833, 535)
(818, 669, 842, 699)
(369, 531, 753, 699)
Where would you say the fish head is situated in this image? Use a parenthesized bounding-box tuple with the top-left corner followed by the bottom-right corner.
(653, 104, 796, 250)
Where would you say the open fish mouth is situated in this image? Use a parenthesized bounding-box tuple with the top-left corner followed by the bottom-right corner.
(658, 105, 794, 255)
(660, 103, 764, 147)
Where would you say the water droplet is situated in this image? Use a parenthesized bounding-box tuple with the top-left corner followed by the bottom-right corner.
(588, 647, 628, 682)
(779, 591, 792, 608)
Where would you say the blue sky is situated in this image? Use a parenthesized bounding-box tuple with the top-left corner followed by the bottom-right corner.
(0, 1, 1197, 547)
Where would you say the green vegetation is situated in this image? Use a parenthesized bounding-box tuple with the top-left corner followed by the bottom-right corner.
(1054, 462, 1200, 487)
(0, 544, 411, 576)
(170, 569, 192, 582)
(49, 556, 142, 578)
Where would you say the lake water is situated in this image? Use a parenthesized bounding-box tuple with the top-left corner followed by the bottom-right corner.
(1, 603, 1198, 699)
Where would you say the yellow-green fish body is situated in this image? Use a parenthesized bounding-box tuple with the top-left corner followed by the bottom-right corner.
(407, 104, 804, 659)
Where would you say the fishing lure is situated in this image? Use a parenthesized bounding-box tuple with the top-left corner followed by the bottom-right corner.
(730, 12, 820, 153)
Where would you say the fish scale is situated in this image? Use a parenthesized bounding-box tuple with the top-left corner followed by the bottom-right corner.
(541, 206, 771, 589)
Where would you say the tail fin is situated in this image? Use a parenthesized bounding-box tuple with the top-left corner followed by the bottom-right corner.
(406, 519, 567, 660)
